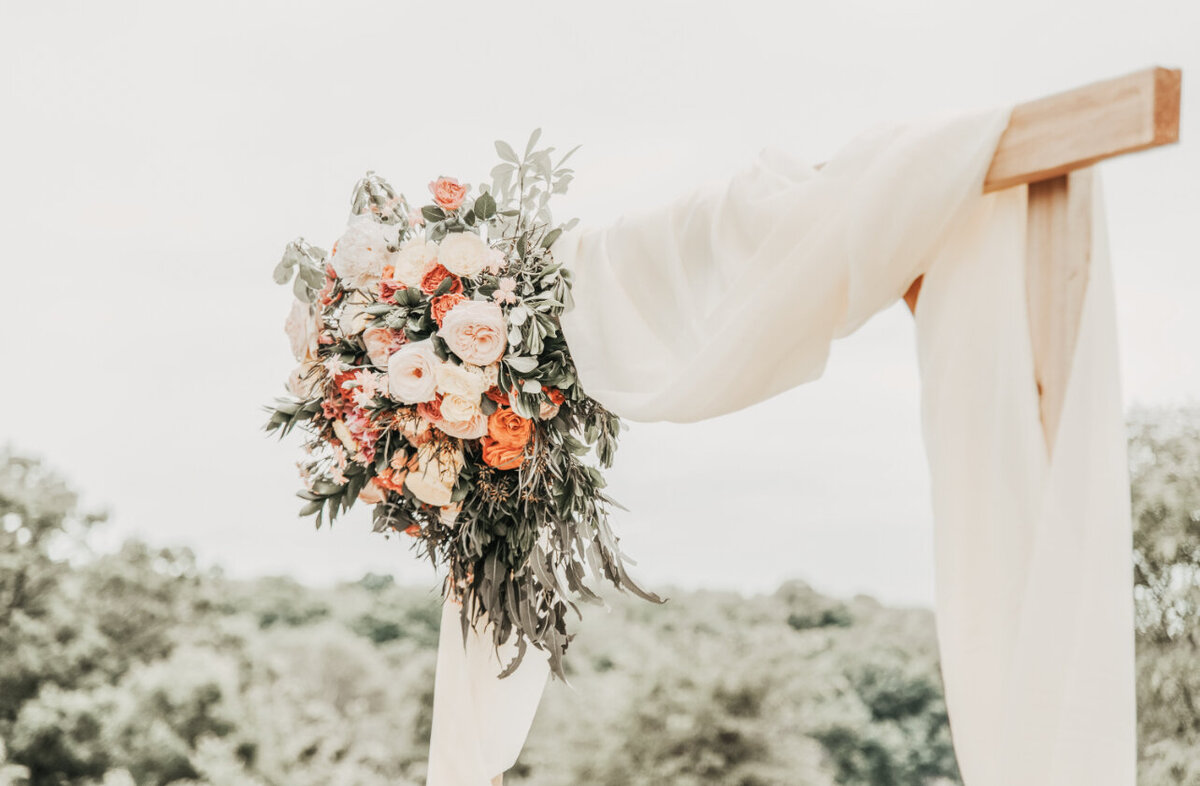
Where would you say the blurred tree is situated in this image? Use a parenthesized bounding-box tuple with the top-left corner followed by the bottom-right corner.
(1128, 407, 1200, 784)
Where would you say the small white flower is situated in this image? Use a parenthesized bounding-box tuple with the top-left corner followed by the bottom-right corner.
(493, 277, 518, 305)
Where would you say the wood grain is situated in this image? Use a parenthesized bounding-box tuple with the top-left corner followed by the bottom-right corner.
(1024, 168, 1095, 454)
(984, 67, 1180, 192)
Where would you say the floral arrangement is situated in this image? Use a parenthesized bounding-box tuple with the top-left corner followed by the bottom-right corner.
(266, 131, 659, 677)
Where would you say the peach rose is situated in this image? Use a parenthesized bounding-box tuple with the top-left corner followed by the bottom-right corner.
(285, 299, 320, 362)
(428, 176, 468, 211)
(439, 300, 506, 365)
(362, 327, 407, 367)
(430, 293, 467, 327)
(358, 479, 387, 505)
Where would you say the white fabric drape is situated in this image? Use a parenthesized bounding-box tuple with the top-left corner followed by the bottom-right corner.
(427, 108, 1136, 784)
(426, 601, 548, 785)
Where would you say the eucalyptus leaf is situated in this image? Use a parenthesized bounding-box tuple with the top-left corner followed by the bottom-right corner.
(505, 356, 538, 373)
(495, 140, 519, 163)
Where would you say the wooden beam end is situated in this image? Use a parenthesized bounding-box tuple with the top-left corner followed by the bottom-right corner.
(1153, 66, 1182, 145)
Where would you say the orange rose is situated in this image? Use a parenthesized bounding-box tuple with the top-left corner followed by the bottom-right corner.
(481, 407, 532, 470)
(481, 438, 525, 470)
(543, 386, 565, 406)
(429, 176, 468, 211)
(430, 292, 468, 327)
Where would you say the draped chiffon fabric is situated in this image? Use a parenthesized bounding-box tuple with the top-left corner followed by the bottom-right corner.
(426, 109, 1136, 785)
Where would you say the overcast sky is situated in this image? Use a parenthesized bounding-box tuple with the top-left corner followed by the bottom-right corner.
(2, 0, 1197, 607)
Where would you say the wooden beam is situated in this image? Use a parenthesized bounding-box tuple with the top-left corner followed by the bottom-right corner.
(983, 66, 1181, 192)
(1025, 168, 1094, 454)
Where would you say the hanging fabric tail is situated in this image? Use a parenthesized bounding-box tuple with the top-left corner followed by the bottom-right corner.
(426, 600, 549, 786)
(914, 174, 1136, 786)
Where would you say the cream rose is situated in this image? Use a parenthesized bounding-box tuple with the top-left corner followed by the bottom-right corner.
(285, 300, 320, 362)
(404, 441, 463, 506)
(393, 238, 440, 287)
(338, 303, 372, 337)
(439, 502, 463, 527)
(435, 361, 490, 399)
(439, 394, 480, 423)
(434, 412, 489, 440)
(437, 232, 488, 278)
(331, 214, 398, 290)
(440, 300, 507, 365)
(287, 362, 321, 399)
(387, 341, 439, 403)
(395, 410, 432, 445)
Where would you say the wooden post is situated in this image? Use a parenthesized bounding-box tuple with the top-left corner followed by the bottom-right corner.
(1025, 168, 1094, 453)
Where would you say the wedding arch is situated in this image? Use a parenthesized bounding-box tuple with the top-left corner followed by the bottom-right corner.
(447, 66, 1181, 786)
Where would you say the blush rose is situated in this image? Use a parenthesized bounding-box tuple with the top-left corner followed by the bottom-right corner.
(439, 300, 507, 365)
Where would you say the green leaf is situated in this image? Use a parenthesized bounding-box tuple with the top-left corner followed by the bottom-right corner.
(524, 128, 542, 157)
(299, 499, 323, 516)
(422, 205, 447, 222)
(474, 192, 497, 220)
(505, 356, 538, 373)
(540, 228, 563, 248)
(495, 140, 519, 163)
(273, 255, 296, 284)
(292, 275, 311, 302)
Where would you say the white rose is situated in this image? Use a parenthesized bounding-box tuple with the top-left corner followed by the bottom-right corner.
(437, 232, 488, 278)
(331, 214, 398, 290)
(285, 300, 319, 362)
(404, 441, 463, 506)
(393, 238, 440, 286)
(387, 341, 439, 403)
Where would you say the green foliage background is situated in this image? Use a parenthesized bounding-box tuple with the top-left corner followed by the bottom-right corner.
(2, 406, 1198, 785)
